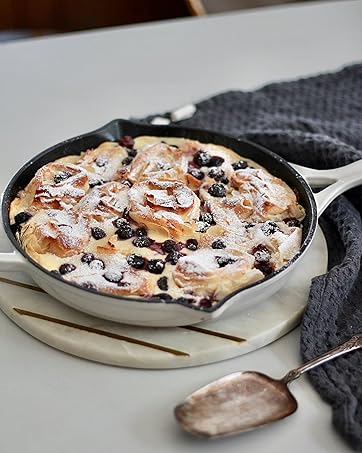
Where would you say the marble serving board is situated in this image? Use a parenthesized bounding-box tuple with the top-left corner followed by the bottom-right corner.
(0, 227, 327, 369)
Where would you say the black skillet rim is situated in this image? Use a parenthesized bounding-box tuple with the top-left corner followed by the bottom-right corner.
(1, 119, 318, 313)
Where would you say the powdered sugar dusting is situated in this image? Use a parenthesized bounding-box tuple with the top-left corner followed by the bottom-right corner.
(43, 185, 85, 199)
(146, 190, 175, 208)
(77, 143, 126, 182)
(175, 186, 194, 208)
(40, 209, 88, 249)
(177, 249, 237, 274)
(154, 210, 184, 223)
(128, 142, 189, 182)
(62, 252, 144, 293)
(231, 168, 302, 219)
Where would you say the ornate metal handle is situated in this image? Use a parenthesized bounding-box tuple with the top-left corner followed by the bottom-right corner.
(282, 334, 362, 384)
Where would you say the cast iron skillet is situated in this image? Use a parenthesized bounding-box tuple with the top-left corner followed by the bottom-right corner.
(1, 120, 361, 326)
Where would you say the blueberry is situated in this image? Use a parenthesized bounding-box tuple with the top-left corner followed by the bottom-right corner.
(118, 281, 131, 288)
(59, 263, 76, 275)
(132, 236, 154, 248)
(232, 160, 248, 170)
(199, 213, 215, 225)
(193, 150, 211, 167)
(220, 177, 229, 185)
(10, 223, 19, 235)
(251, 244, 271, 262)
(285, 218, 301, 228)
(208, 156, 224, 167)
(157, 276, 168, 291)
(116, 223, 134, 240)
(174, 297, 194, 304)
(212, 239, 226, 249)
(122, 156, 133, 166)
(244, 222, 255, 230)
(199, 298, 213, 308)
(127, 254, 146, 269)
(154, 293, 172, 302)
(54, 171, 72, 184)
(161, 239, 177, 253)
(127, 148, 138, 158)
(186, 239, 198, 251)
(91, 227, 106, 240)
(135, 227, 147, 237)
(188, 168, 204, 180)
(208, 168, 225, 181)
(119, 135, 134, 149)
(113, 217, 128, 229)
(81, 282, 96, 289)
(165, 251, 183, 265)
(208, 183, 226, 197)
(89, 259, 105, 270)
(216, 256, 236, 268)
(147, 259, 165, 274)
(95, 156, 108, 167)
(255, 261, 275, 275)
(14, 211, 32, 224)
(89, 179, 104, 188)
(103, 272, 122, 283)
(261, 221, 280, 236)
(197, 222, 210, 233)
(81, 253, 95, 264)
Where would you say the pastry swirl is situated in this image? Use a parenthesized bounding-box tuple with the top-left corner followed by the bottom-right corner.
(10, 162, 89, 217)
(173, 249, 263, 299)
(77, 141, 128, 185)
(19, 209, 90, 258)
(127, 141, 189, 183)
(128, 179, 200, 240)
(231, 167, 305, 221)
(75, 181, 130, 220)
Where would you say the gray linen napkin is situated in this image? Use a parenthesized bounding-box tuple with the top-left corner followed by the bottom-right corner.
(142, 64, 362, 450)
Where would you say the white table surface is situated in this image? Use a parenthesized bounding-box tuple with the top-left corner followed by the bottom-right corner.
(0, 1, 361, 452)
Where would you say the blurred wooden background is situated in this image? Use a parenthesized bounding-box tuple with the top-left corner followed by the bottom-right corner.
(0, 0, 308, 40)
(0, 0, 192, 33)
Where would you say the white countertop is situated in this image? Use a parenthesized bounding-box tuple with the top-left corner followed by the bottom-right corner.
(0, 1, 361, 452)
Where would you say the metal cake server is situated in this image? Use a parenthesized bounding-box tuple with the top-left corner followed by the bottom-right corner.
(174, 334, 362, 438)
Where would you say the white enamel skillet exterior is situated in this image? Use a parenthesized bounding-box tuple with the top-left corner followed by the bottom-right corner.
(0, 122, 361, 326)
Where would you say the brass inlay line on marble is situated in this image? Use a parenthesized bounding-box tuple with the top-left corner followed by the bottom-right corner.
(0, 277, 45, 293)
(181, 325, 246, 343)
(13, 308, 190, 357)
(4, 278, 244, 346)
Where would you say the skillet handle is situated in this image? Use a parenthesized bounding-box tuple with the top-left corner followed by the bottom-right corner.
(0, 193, 27, 272)
(291, 160, 362, 217)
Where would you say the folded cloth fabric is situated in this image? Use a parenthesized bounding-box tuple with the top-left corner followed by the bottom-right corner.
(141, 64, 362, 450)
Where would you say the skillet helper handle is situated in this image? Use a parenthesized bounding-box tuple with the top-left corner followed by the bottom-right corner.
(292, 160, 362, 216)
(0, 193, 27, 272)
